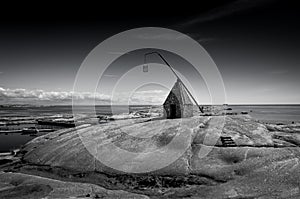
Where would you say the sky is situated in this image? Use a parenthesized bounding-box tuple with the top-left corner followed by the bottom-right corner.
(0, 1, 299, 105)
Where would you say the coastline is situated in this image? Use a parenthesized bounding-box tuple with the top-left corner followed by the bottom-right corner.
(1, 104, 300, 153)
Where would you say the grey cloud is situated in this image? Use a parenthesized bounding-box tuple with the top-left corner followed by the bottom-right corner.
(135, 33, 189, 41)
(185, 33, 216, 44)
(129, 90, 168, 105)
(103, 74, 119, 78)
(109, 89, 168, 105)
(107, 52, 130, 55)
(178, 0, 273, 27)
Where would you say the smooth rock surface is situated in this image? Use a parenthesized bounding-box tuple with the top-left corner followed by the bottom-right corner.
(22, 115, 279, 174)
(9, 115, 300, 198)
(0, 172, 149, 198)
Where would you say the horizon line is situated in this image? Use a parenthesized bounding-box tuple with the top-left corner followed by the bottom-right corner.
(2, 103, 300, 107)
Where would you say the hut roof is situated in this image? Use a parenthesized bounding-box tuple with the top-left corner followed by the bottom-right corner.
(163, 79, 193, 106)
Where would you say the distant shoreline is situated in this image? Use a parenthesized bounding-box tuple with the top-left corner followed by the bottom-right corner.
(1, 104, 300, 108)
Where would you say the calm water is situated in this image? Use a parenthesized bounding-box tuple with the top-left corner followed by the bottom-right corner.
(0, 105, 299, 152)
(0, 132, 50, 153)
(229, 105, 300, 124)
(0, 105, 151, 117)
(0, 105, 150, 152)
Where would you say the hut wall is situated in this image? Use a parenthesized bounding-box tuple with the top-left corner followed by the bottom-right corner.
(182, 104, 193, 118)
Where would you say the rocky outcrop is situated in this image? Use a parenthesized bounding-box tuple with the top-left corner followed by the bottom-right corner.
(2, 115, 300, 198)
(266, 123, 300, 133)
(0, 172, 149, 198)
(21, 116, 279, 174)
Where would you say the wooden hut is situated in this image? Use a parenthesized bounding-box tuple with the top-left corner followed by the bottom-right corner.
(163, 79, 193, 119)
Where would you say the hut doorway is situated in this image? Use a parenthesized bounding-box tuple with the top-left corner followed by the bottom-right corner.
(169, 104, 177, 119)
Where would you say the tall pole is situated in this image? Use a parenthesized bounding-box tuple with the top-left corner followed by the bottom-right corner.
(144, 51, 204, 113)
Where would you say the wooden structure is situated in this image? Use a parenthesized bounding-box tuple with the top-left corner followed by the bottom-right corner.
(163, 79, 193, 119)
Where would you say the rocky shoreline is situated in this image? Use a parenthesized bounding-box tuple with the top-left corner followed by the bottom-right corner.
(1, 114, 300, 198)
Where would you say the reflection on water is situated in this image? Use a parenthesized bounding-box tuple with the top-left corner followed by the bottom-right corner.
(0, 124, 64, 153)
(0, 132, 50, 153)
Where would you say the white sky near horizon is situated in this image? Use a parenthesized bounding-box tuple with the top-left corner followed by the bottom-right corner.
(1, 57, 300, 105)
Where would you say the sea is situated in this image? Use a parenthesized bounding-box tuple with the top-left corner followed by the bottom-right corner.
(0, 105, 150, 152)
(0, 105, 150, 117)
(229, 105, 300, 124)
(0, 105, 300, 153)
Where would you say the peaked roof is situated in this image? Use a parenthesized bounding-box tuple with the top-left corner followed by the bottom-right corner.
(163, 79, 193, 105)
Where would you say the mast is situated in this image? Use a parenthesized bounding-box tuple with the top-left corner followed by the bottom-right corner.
(144, 51, 204, 113)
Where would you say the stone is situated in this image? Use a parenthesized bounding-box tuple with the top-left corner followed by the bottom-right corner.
(6, 115, 300, 198)
(0, 172, 149, 198)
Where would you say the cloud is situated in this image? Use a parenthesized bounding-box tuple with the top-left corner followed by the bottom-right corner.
(0, 87, 169, 105)
(103, 74, 119, 78)
(107, 52, 130, 55)
(0, 87, 111, 104)
(133, 90, 166, 94)
(135, 33, 189, 41)
(0, 72, 3, 74)
(129, 90, 168, 105)
(186, 33, 216, 44)
(178, 0, 272, 27)
(107, 89, 169, 105)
